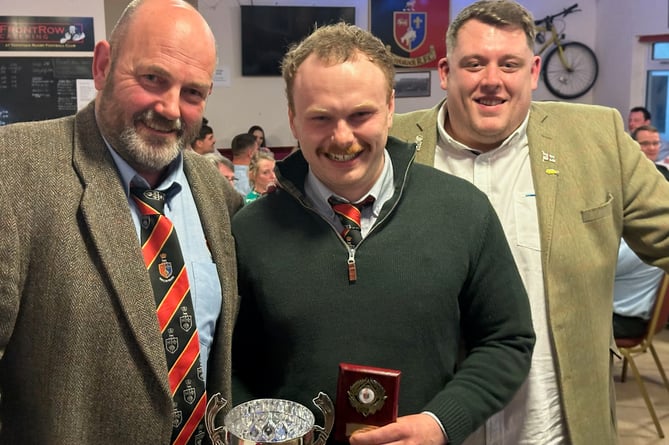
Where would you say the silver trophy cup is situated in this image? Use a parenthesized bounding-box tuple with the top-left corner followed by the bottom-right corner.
(205, 392, 334, 445)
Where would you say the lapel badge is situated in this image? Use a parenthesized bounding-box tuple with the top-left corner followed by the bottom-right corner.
(542, 151, 556, 163)
(414, 134, 423, 151)
(545, 168, 559, 175)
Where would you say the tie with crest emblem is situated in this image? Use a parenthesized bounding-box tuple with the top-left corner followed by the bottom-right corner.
(131, 187, 207, 445)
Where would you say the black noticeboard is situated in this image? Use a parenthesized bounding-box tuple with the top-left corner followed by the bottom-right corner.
(0, 56, 92, 126)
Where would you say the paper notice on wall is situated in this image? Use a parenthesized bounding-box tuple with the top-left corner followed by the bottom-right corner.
(213, 66, 230, 87)
(76, 78, 96, 110)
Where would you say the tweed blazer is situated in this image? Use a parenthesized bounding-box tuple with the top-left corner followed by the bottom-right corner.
(0, 102, 243, 444)
(390, 100, 669, 445)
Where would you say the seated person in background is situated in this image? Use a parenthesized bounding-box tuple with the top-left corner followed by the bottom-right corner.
(202, 150, 238, 187)
(231, 132, 258, 196)
(190, 117, 216, 154)
(248, 125, 266, 148)
(632, 124, 669, 180)
(613, 239, 665, 338)
(244, 148, 276, 204)
(613, 123, 669, 338)
(628, 107, 669, 164)
(627, 106, 651, 134)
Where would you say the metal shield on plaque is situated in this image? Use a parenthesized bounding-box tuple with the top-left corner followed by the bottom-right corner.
(205, 392, 334, 445)
(334, 363, 401, 442)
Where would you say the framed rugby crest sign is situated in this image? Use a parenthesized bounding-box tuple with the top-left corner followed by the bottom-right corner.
(369, 0, 449, 69)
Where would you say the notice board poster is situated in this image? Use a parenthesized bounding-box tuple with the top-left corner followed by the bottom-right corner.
(0, 16, 94, 51)
(0, 57, 93, 126)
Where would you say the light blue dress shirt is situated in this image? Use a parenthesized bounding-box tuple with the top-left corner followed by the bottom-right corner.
(613, 239, 664, 320)
(108, 148, 222, 381)
(234, 164, 251, 196)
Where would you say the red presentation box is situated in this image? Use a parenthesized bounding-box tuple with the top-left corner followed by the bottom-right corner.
(334, 363, 401, 442)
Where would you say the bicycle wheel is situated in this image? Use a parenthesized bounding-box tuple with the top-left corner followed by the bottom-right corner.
(542, 41, 598, 99)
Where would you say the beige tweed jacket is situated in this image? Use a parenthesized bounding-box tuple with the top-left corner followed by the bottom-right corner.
(390, 100, 669, 445)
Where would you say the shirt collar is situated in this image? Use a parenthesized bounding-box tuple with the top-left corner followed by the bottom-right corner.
(437, 102, 530, 154)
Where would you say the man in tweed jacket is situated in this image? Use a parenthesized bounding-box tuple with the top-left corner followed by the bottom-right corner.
(390, 1, 669, 444)
(0, 0, 242, 443)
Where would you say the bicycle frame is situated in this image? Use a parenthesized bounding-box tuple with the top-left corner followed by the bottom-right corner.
(535, 24, 554, 56)
(532, 3, 598, 99)
(534, 4, 579, 72)
(536, 27, 575, 73)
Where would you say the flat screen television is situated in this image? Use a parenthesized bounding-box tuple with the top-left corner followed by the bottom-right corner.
(241, 5, 356, 76)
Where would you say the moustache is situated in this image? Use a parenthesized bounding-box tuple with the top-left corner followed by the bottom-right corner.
(321, 143, 365, 155)
(137, 109, 183, 134)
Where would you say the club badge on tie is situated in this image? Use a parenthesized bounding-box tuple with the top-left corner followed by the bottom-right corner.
(180, 306, 193, 332)
(172, 401, 183, 429)
(183, 379, 197, 405)
(158, 252, 174, 282)
(165, 328, 179, 354)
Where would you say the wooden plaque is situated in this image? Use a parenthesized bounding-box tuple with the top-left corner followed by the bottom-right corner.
(334, 363, 401, 442)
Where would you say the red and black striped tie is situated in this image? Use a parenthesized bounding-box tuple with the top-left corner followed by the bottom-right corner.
(131, 187, 207, 445)
(328, 196, 375, 247)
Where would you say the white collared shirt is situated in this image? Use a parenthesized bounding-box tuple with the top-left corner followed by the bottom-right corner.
(435, 105, 568, 445)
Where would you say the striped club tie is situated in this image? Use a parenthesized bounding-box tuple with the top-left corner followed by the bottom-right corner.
(131, 187, 207, 445)
(328, 195, 375, 247)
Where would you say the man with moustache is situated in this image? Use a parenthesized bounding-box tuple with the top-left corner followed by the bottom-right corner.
(0, 0, 242, 443)
(231, 23, 534, 445)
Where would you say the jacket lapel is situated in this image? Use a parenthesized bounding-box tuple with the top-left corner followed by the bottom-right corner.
(73, 103, 171, 396)
(413, 100, 442, 166)
(527, 103, 559, 268)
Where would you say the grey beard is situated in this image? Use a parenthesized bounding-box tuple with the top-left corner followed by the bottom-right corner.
(118, 127, 184, 172)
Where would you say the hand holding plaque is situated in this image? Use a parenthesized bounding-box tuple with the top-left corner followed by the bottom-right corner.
(334, 363, 401, 442)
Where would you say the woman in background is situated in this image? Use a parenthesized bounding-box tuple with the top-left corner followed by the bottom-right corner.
(245, 148, 276, 204)
(248, 125, 266, 148)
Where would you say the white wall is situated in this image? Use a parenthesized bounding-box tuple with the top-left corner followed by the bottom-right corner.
(201, 0, 369, 148)
(593, 0, 669, 118)
(205, 0, 601, 147)
(3, 0, 669, 146)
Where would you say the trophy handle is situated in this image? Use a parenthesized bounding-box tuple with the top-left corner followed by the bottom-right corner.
(312, 392, 335, 445)
(205, 392, 228, 445)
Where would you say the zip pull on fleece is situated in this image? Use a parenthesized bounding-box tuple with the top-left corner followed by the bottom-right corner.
(347, 249, 357, 284)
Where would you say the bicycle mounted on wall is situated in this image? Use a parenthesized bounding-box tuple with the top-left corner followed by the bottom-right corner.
(534, 3, 599, 99)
